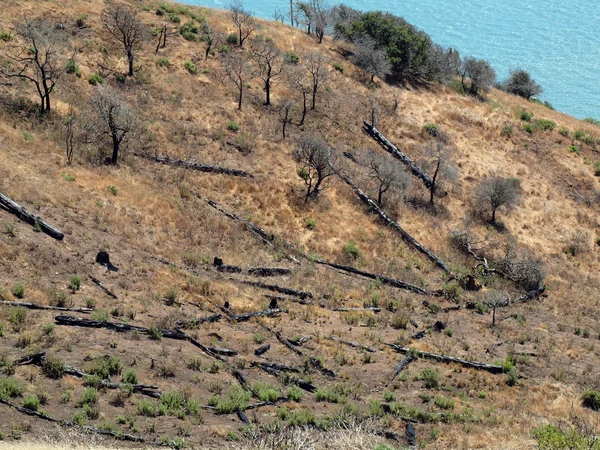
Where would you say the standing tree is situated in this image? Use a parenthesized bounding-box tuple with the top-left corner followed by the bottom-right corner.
(422, 142, 458, 207)
(352, 36, 392, 83)
(476, 175, 520, 224)
(305, 51, 329, 110)
(102, 4, 146, 77)
(289, 65, 311, 125)
(294, 134, 342, 201)
(91, 86, 133, 165)
(224, 52, 255, 110)
(485, 291, 508, 327)
(294, 2, 314, 34)
(310, 0, 330, 44)
(155, 22, 178, 54)
(367, 150, 412, 207)
(249, 36, 284, 106)
(278, 99, 295, 139)
(0, 18, 69, 114)
(200, 23, 219, 60)
(462, 57, 496, 96)
(229, 1, 258, 48)
(502, 68, 542, 100)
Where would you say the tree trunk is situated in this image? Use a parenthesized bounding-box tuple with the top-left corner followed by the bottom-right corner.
(238, 86, 243, 110)
(377, 186, 383, 206)
(0, 192, 64, 240)
(300, 93, 307, 125)
(135, 153, 254, 178)
(290, 0, 293, 26)
(370, 73, 375, 83)
(239, 29, 243, 48)
(491, 207, 496, 224)
(311, 85, 317, 110)
(429, 159, 440, 206)
(265, 79, 271, 105)
(127, 53, 134, 76)
(111, 135, 119, 164)
(282, 119, 287, 139)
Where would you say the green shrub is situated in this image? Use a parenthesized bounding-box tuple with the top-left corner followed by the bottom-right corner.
(532, 424, 600, 449)
(227, 121, 240, 132)
(252, 382, 279, 402)
(163, 286, 179, 305)
(65, 58, 81, 77)
(42, 355, 65, 379)
(582, 390, 600, 411)
(75, 14, 87, 28)
(83, 403, 99, 419)
(72, 411, 86, 425)
(594, 162, 600, 176)
(416, 368, 439, 389)
(148, 327, 163, 340)
(559, 127, 570, 137)
(315, 388, 346, 404)
(156, 57, 170, 67)
(384, 391, 396, 402)
(122, 368, 138, 384)
(226, 33, 238, 45)
(161, 390, 186, 414)
(91, 309, 109, 322)
(304, 218, 316, 230)
(333, 62, 343, 73)
(85, 298, 96, 309)
(534, 119, 556, 131)
(184, 60, 197, 74)
(423, 122, 439, 137)
(83, 374, 101, 388)
(215, 385, 251, 414)
(138, 399, 159, 417)
(107, 185, 118, 195)
(11, 283, 24, 299)
(284, 51, 299, 65)
(88, 73, 104, 85)
(569, 145, 581, 155)
(286, 386, 303, 402)
(23, 395, 40, 411)
(390, 312, 409, 330)
(0, 323, 4, 338)
(343, 240, 360, 260)
(180, 22, 200, 41)
(500, 126, 513, 137)
(434, 395, 454, 410)
(169, 13, 181, 23)
(81, 387, 98, 405)
(0, 376, 25, 400)
(0, 31, 13, 42)
(584, 117, 600, 126)
(520, 110, 533, 122)
(218, 45, 229, 54)
(87, 356, 122, 379)
(49, 286, 70, 307)
(475, 302, 489, 314)
(522, 123, 533, 134)
(8, 307, 26, 329)
(69, 274, 81, 293)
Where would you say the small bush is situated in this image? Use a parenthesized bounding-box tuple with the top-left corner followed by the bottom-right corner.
(186, 357, 203, 371)
(434, 395, 454, 410)
(423, 122, 439, 137)
(384, 391, 396, 402)
(520, 110, 533, 122)
(0, 376, 25, 400)
(65, 58, 81, 77)
(304, 218, 316, 230)
(75, 14, 87, 28)
(500, 126, 513, 137)
(169, 13, 181, 23)
(69, 274, 81, 293)
(8, 307, 26, 329)
(88, 73, 104, 85)
(569, 145, 581, 155)
(81, 387, 98, 406)
(50, 287, 70, 307)
(42, 355, 65, 379)
(107, 185, 118, 196)
(148, 327, 163, 340)
(343, 240, 360, 260)
(252, 382, 279, 402)
(161, 390, 185, 414)
(83, 403, 99, 419)
(227, 121, 240, 132)
(226, 33, 238, 45)
(315, 388, 346, 404)
(12, 283, 24, 299)
(23, 395, 40, 411)
(0, 31, 13, 42)
(534, 119, 556, 131)
(522, 123, 533, 134)
(184, 61, 197, 74)
(180, 22, 200, 41)
(138, 399, 158, 417)
(582, 390, 600, 411)
(559, 127, 570, 137)
(286, 386, 303, 402)
(390, 312, 409, 330)
(215, 385, 251, 414)
(72, 411, 86, 425)
(416, 368, 439, 389)
(122, 368, 138, 384)
(85, 298, 96, 309)
(156, 57, 170, 67)
(333, 62, 343, 73)
(91, 309, 109, 322)
(594, 162, 600, 176)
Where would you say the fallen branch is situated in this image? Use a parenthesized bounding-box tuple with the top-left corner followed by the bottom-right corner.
(229, 308, 282, 322)
(316, 260, 427, 294)
(88, 273, 118, 299)
(239, 280, 313, 300)
(135, 153, 253, 178)
(385, 344, 503, 374)
(328, 335, 376, 353)
(0, 301, 92, 313)
(176, 313, 222, 328)
(0, 192, 64, 240)
(264, 294, 313, 306)
(254, 344, 270, 356)
(385, 355, 414, 387)
(338, 173, 452, 276)
(248, 267, 292, 277)
(207, 347, 238, 357)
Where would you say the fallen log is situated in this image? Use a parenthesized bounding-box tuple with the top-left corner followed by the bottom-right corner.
(88, 273, 118, 299)
(385, 344, 504, 374)
(0, 301, 93, 313)
(216, 264, 242, 274)
(328, 335, 376, 353)
(385, 355, 415, 387)
(0, 398, 145, 442)
(363, 121, 433, 190)
(338, 174, 453, 276)
(406, 422, 416, 449)
(288, 336, 311, 347)
(254, 344, 271, 356)
(0, 192, 64, 240)
(264, 294, 313, 306)
(187, 336, 224, 361)
(207, 347, 238, 357)
(240, 280, 313, 299)
(316, 260, 427, 295)
(176, 313, 222, 328)
(229, 308, 282, 322)
(253, 362, 300, 373)
(252, 363, 317, 392)
(134, 153, 253, 178)
(54, 315, 188, 340)
(248, 267, 292, 277)
(410, 330, 427, 340)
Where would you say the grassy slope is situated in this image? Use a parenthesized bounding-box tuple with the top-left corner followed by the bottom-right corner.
(0, 0, 600, 448)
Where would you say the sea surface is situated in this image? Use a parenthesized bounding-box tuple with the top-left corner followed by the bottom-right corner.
(180, 0, 599, 120)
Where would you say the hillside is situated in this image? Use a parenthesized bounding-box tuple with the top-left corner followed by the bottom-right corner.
(0, 1, 600, 449)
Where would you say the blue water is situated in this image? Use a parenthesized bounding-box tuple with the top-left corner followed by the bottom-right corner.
(180, 0, 599, 120)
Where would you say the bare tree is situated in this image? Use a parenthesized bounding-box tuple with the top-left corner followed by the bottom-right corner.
(249, 36, 284, 106)
(91, 86, 133, 165)
(305, 51, 329, 110)
(279, 99, 295, 139)
(289, 65, 311, 125)
(229, 1, 258, 48)
(294, 2, 314, 34)
(463, 57, 496, 96)
(493, 239, 545, 291)
(294, 134, 342, 201)
(65, 104, 75, 165)
(310, 0, 330, 44)
(369, 95, 380, 128)
(273, 8, 285, 23)
(0, 18, 70, 114)
(102, 4, 146, 77)
(367, 150, 412, 207)
(352, 36, 392, 83)
(421, 142, 458, 207)
(476, 175, 520, 224)
(201, 23, 219, 60)
(224, 52, 255, 110)
(485, 290, 508, 327)
(155, 23, 178, 54)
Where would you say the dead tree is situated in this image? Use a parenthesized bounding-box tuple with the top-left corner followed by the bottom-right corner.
(0, 18, 70, 114)
(102, 4, 146, 76)
(224, 52, 255, 111)
(249, 36, 284, 105)
(476, 175, 520, 224)
(485, 290, 508, 327)
(155, 23, 177, 53)
(229, 1, 258, 48)
(90, 85, 133, 165)
(290, 65, 311, 125)
(366, 150, 412, 207)
(310, 0, 330, 44)
(421, 142, 458, 207)
(201, 23, 219, 60)
(352, 36, 392, 83)
(295, 134, 342, 201)
(278, 99, 295, 139)
(304, 51, 329, 110)
(65, 104, 75, 165)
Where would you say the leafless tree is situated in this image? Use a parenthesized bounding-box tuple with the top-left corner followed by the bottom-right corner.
(493, 239, 545, 291)
(294, 2, 314, 34)
(462, 56, 496, 96)
(279, 99, 295, 139)
(421, 142, 458, 207)
(369, 96, 380, 128)
(90, 85, 133, 165)
(155, 23, 178, 54)
(366, 150, 412, 207)
(229, 1, 258, 48)
(201, 23, 219, 60)
(249, 36, 284, 106)
(476, 175, 520, 224)
(273, 8, 285, 23)
(65, 104, 75, 165)
(0, 18, 70, 114)
(352, 36, 392, 83)
(304, 51, 329, 110)
(310, 0, 330, 44)
(295, 134, 342, 201)
(224, 52, 255, 110)
(102, 4, 146, 77)
(289, 65, 311, 125)
(485, 290, 508, 327)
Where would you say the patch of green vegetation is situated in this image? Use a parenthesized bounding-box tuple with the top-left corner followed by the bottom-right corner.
(532, 424, 600, 450)
(415, 367, 439, 389)
(184, 60, 197, 74)
(42, 355, 65, 379)
(286, 386, 303, 402)
(343, 240, 360, 260)
(11, 283, 24, 299)
(582, 390, 600, 411)
(88, 73, 104, 85)
(0, 376, 25, 400)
